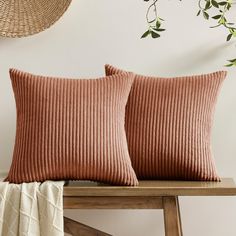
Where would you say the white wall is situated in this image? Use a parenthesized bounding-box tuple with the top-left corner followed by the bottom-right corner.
(1, 0, 236, 235)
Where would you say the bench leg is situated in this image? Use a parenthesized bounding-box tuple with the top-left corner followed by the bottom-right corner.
(163, 196, 183, 236)
(64, 216, 112, 236)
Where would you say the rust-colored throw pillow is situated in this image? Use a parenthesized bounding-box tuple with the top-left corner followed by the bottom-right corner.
(6, 69, 138, 186)
(105, 64, 227, 181)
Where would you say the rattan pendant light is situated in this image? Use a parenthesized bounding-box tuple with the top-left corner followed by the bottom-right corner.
(0, 0, 72, 38)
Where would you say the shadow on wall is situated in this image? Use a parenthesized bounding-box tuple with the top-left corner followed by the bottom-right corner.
(0, 36, 18, 46)
(64, 209, 164, 236)
(156, 40, 235, 75)
(0, 110, 15, 173)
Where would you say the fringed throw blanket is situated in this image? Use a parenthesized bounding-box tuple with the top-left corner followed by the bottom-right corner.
(0, 181, 64, 236)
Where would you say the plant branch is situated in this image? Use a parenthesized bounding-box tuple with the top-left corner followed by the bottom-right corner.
(142, 0, 236, 66)
(146, 0, 158, 24)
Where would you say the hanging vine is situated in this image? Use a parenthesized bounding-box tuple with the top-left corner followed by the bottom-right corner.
(141, 0, 165, 38)
(142, 0, 236, 66)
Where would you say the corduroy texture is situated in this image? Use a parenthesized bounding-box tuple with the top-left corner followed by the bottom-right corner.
(6, 69, 138, 186)
(105, 65, 227, 181)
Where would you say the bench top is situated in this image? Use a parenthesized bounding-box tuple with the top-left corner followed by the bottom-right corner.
(64, 178, 236, 197)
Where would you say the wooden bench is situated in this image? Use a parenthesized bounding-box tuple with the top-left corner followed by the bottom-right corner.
(63, 178, 236, 236)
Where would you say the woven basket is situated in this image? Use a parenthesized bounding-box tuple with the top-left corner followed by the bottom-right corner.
(0, 0, 72, 38)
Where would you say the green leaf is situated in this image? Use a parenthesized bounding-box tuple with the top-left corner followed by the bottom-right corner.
(226, 33, 233, 41)
(203, 11, 209, 20)
(225, 59, 236, 67)
(225, 63, 233, 67)
(212, 15, 222, 20)
(197, 10, 201, 16)
(156, 21, 161, 28)
(205, 1, 211, 9)
(228, 58, 236, 63)
(141, 30, 150, 38)
(227, 3, 231, 10)
(218, 1, 227, 6)
(211, 0, 219, 8)
(210, 24, 221, 28)
(151, 31, 160, 38)
(155, 28, 166, 32)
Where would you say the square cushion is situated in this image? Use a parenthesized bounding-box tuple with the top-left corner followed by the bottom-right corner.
(6, 69, 138, 185)
(105, 64, 227, 181)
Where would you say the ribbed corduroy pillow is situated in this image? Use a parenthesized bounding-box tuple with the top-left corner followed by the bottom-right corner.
(105, 64, 227, 181)
(6, 69, 138, 186)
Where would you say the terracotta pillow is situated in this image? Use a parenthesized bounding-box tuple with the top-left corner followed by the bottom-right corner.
(6, 69, 138, 186)
(105, 64, 227, 181)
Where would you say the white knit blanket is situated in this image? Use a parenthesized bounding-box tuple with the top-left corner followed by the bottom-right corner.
(0, 181, 64, 236)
